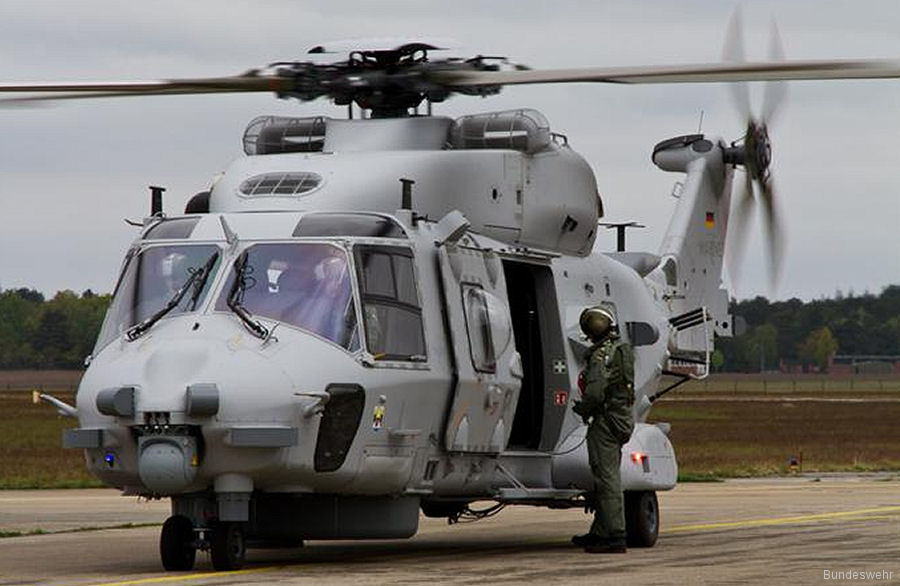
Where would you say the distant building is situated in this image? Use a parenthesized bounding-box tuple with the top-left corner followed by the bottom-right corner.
(830, 355, 900, 375)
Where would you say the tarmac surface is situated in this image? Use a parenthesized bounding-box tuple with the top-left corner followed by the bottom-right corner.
(0, 475, 898, 585)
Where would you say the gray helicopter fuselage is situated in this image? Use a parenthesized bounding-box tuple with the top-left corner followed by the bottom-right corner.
(69, 111, 687, 540)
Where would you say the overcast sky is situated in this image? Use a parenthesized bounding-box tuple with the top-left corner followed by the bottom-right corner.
(0, 0, 898, 301)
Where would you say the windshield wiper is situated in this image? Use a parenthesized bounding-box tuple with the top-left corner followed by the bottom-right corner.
(226, 252, 269, 340)
(125, 251, 218, 342)
(188, 251, 220, 311)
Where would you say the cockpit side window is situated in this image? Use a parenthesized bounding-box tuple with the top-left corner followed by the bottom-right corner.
(214, 243, 359, 351)
(355, 246, 426, 361)
(95, 244, 221, 351)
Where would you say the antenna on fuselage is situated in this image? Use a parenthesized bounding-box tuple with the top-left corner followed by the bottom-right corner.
(400, 178, 415, 211)
(599, 221, 645, 252)
(149, 185, 166, 216)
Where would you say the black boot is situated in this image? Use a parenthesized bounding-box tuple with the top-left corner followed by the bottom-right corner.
(571, 533, 607, 547)
(584, 540, 627, 554)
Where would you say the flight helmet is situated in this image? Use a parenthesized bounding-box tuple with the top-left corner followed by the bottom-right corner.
(579, 307, 616, 342)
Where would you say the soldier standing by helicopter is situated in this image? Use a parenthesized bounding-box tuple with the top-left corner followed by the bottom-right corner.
(572, 307, 635, 553)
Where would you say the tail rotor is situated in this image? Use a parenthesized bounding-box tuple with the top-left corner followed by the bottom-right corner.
(722, 11, 788, 294)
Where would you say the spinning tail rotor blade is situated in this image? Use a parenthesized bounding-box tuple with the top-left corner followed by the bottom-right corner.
(759, 176, 785, 291)
(761, 19, 788, 125)
(726, 171, 756, 291)
(721, 12, 788, 295)
(723, 8, 752, 121)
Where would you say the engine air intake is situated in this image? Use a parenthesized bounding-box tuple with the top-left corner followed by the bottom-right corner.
(243, 115, 329, 155)
(452, 108, 551, 154)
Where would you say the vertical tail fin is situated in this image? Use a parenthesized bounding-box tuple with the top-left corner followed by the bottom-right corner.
(646, 134, 735, 355)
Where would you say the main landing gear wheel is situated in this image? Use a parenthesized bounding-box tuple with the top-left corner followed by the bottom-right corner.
(625, 490, 659, 548)
(160, 515, 197, 571)
(210, 522, 246, 571)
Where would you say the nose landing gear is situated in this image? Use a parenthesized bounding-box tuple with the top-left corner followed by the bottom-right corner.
(210, 521, 247, 571)
(160, 515, 197, 571)
(159, 516, 246, 571)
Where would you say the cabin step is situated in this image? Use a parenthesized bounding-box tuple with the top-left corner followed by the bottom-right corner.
(496, 487, 583, 503)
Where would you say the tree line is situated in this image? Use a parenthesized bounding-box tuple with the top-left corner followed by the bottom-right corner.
(0, 288, 110, 369)
(716, 285, 900, 372)
(0, 285, 898, 371)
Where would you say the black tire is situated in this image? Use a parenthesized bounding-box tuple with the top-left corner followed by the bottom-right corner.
(160, 515, 196, 571)
(210, 522, 246, 571)
(625, 490, 659, 548)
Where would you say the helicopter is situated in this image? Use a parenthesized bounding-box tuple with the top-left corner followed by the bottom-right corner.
(18, 30, 900, 571)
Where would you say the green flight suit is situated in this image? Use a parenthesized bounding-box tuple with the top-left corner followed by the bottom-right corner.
(573, 335, 635, 544)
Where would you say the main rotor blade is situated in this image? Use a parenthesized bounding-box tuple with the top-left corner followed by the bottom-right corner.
(436, 58, 900, 87)
(758, 176, 784, 293)
(761, 18, 788, 125)
(723, 8, 752, 121)
(726, 171, 756, 291)
(0, 87, 258, 106)
(0, 72, 291, 96)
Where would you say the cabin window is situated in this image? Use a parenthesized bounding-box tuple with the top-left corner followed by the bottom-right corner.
(462, 285, 496, 373)
(238, 172, 322, 197)
(355, 246, 426, 361)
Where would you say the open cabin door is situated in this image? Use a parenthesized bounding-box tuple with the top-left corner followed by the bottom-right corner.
(438, 243, 522, 453)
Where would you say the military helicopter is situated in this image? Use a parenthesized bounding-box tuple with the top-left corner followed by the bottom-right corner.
(19, 30, 900, 570)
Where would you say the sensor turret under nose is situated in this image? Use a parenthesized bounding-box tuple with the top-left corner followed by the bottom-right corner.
(138, 436, 198, 494)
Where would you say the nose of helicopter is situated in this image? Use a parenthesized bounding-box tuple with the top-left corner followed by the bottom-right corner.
(142, 341, 211, 401)
(79, 315, 362, 495)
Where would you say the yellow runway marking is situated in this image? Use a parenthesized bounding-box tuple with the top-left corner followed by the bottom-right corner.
(665, 505, 900, 534)
(87, 566, 276, 586)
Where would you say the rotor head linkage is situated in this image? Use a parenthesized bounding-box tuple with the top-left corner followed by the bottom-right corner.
(272, 44, 506, 117)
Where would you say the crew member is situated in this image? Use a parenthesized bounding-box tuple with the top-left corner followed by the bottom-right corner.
(571, 306, 635, 553)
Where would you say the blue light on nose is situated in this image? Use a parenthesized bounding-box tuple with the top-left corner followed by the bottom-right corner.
(104, 452, 115, 467)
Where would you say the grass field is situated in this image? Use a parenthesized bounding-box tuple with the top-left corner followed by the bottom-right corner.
(1, 371, 899, 488)
(0, 370, 99, 488)
(649, 399, 900, 477)
(0, 390, 100, 489)
(669, 373, 900, 397)
(0, 370, 82, 393)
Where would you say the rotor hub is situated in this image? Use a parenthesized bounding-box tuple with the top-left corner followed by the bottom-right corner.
(723, 120, 772, 183)
(271, 43, 507, 117)
(744, 121, 772, 182)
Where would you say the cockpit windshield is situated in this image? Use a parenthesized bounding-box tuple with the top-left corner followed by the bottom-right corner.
(215, 243, 359, 351)
(95, 244, 222, 351)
